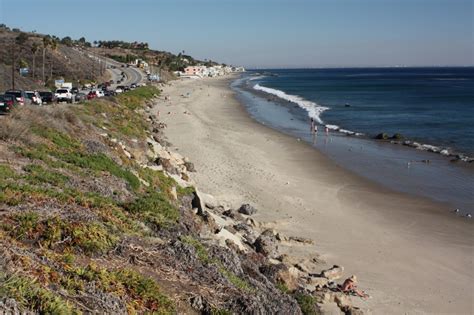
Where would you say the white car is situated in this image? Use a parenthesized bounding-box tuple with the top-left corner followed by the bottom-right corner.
(94, 90, 105, 98)
(55, 88, 73, 103)
(115, 87, 124, 94)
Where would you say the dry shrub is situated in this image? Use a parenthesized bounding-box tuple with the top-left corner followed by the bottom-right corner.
(0, 108, 35, 143)
(0, 105, 85, 145)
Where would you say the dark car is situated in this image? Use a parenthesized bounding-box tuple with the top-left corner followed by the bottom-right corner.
(104, 90, 116, 97)
(0, 94, 15, 113)
(75, 92, 87, 102)
(39, 91, 56, 104)
(123, 85, 131, 92)
(4, 90, 31, 106)
(71, 87, 79, 94)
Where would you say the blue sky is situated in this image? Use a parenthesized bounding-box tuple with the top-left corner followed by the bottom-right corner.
(1, 0, 472, 68)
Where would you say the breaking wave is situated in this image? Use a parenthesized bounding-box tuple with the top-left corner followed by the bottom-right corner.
(253, 84, 329, 124)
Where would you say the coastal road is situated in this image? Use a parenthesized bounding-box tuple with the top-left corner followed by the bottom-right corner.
(105, 58, 146, 88)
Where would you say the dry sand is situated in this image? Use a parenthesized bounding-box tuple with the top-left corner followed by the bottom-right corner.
(155, 76, 473, 314)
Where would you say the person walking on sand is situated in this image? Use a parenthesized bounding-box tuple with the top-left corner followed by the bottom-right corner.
(310, 118, 315, 134)
(325, 126, 329, 135)
(314, 124, 318, 134)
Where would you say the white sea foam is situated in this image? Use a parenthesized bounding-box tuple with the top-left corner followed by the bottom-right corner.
(325, 124, 340, 130)
(253, 83, 329, 124)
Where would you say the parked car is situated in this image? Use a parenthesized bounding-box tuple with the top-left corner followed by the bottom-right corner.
(95, 90, 105, 98)
(74, 92, 87, 102)
(71, 87, 79, 94)
(130, 83, 137, 89)
(39, 91, 56, 104)
(104, 90, 116, 97)
(87, 91, 98, 100)
(25, 91, 43, 105)
(4, 90, 31, 106)
(55, 88, 73, 103)
(115, 86, 124, 94)
(0, 94, 15, 113)
(123, 85, 131, 92)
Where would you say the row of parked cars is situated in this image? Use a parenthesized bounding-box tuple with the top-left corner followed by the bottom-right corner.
(0, 83, 142, 113)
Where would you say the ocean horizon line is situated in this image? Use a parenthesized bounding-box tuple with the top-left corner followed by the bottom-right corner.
(247, 65, 474, 70)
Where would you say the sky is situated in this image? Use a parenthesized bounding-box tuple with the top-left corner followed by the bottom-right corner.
(0, 0, 472, 68)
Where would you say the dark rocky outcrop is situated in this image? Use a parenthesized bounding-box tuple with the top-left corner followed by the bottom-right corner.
(238, 203, 257, 215)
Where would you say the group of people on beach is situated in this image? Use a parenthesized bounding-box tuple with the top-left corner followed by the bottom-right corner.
(310, 117, 329, 135)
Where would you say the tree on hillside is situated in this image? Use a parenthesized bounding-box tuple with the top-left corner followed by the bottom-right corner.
(49, 39, 58, 78)
(61, 36, 73, 47)
(19, 58, 28, 69)
(42, 36, 51, 82)
(31, 43, 39, 79)
(15, 32, 29, 45)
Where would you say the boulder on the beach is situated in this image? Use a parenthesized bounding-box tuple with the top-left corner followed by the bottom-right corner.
(254, 229, 279, 257)
(238, 203, 257, 215)
(375, 133, 389, 140)
(321, 265, 344, 281)
(222, 209, 245, 221)
(308, 276, 329, 288)
(184, 161, 196, 172)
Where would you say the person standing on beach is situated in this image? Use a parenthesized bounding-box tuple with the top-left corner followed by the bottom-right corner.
(310, 118, 315, 134)
(325, 126, 329, 135)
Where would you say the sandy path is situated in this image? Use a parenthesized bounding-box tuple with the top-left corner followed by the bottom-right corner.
(155, 77, 473, 314)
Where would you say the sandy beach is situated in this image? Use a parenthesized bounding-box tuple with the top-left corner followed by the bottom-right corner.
(155, 76, 473, 314)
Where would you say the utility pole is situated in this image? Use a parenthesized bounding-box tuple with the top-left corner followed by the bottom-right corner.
(11, 39, 15, 90)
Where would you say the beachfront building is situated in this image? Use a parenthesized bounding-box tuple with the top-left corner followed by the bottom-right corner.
(184, 66, 207, 77)
(181, 65, 246, 78)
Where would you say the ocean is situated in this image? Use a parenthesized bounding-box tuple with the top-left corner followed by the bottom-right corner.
(231, 67, 474, 215)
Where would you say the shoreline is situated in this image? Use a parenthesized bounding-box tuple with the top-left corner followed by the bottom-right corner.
(246, 70, 474, 164)
(156, 76, 473, 314)
(233, 76, 474, 215)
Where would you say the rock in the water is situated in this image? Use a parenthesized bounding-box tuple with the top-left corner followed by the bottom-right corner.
(321, 265, 344, 281)
(238, 203, 257, 215)
(375, 133, 389, 140)
(391, 133, 404, 140)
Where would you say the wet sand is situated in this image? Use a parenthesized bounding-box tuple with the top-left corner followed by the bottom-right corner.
(155, 76, 473, 314)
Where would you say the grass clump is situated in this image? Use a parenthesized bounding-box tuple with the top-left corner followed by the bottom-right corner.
(0, 273, 78, 314)
(276, 282, 290, 293)
(181, 235, 212, 264)
(11, 212, 39, 240)
(32, 127, 81, 151)
(116, 86, 160, 110)
(295, 293, 320, 315)
(63, 264, 174, 314)
(138, 167, 176, 196)
(56, 152, 140, 190)
(7, 215, 118, 255)
(23, 164, 69, 186)
(0, 164, 17, 180)
(219, 267, 254, 293)
(125, 192, 179, 228)
(180, 235, 254, 293)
